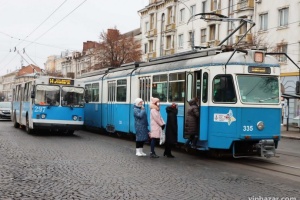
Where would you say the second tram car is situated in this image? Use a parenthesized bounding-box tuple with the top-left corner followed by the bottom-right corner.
(12, 76, 85, 134)
(81, 47, 282, 158)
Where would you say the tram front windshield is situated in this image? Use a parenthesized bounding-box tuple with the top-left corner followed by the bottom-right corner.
(35, 85, 60, 106)
(61, 86, 85, 107)
(237, 75, 279, 104)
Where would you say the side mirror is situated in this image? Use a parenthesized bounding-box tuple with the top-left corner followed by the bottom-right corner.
(31, 91, 35, 98)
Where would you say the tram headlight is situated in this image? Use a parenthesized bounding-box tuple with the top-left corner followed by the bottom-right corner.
(41, 113, 46, 119)
(257, 121, 264, 130)
(72, 115, 78, 121)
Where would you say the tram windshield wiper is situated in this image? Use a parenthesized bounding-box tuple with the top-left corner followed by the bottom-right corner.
(259, 96, 278, 103)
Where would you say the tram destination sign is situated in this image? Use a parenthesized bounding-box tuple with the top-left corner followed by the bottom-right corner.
(49, 78, 74, 85)
(248, 66, 271, 74)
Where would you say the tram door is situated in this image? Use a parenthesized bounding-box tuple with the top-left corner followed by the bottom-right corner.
(107, 81, 116, 132)
(183, 70, 202, 140)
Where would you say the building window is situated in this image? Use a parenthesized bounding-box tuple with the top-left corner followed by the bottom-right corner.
(190, 5, 196, 17)
(150, 14, 155, 29)
(201, 28, 206, 43)
(202, 1, 207, 13)
(149, 40, 154, 52)
(279, 8, 289, 27)
(166, 36, 172, 49)
(209, 25, 216, 40)
(161, 13, 165, 32)
(211, 0, 218, 11)
(277, 44, 287, 63)
(144, 43, 148, 54)
(178, 34, 183, 48)
(168, 7, 173, 24)
(259, 13, 268, 31)
(189, 31, 193, 46)
(145, 22, 149, 32)
(180, 8, 185, 22)
(239, 17, 247, 34)
(298, 42, 300, 62)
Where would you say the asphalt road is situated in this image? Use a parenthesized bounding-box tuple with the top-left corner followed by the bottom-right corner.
(0, 120, 299, 200)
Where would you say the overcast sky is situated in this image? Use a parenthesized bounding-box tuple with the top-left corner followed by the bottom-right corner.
(0, 0, 148, 76)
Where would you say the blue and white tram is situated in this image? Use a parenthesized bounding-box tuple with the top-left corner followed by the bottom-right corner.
(82, 47, 282, 158)
(12, 76, 85, 134)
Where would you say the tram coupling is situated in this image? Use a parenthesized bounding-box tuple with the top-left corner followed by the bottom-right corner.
(255, 139, 276, 158)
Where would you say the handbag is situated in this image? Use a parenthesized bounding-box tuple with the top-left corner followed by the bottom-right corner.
(159, 129, 165, 145)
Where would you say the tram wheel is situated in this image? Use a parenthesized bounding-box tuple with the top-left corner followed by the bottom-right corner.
(26, 118, 34, 134)
(13, 113, 19, 128)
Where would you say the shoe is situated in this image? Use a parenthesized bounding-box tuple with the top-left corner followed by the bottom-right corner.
(150, 153, 159, 158)
(140, 148, 147, 156)
(183, 144, 189, 152)
(164, 153, 175, 158)
(163, 152, 174, 158)
(136, 148, 143, 156)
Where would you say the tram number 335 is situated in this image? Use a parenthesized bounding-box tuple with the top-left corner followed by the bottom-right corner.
(243, 126, 253, 131)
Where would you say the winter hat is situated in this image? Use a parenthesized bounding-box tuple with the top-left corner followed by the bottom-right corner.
(134, 98, 143, 107)
(151, 97, 160, 104)
(188, 98, 196, 106)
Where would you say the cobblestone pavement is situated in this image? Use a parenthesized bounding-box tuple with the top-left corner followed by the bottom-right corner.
(0, 120, 299, 200)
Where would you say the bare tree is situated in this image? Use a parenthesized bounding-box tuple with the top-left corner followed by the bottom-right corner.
(96, 28, 141, 68)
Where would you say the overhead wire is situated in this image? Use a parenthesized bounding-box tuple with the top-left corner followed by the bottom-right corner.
(0, 0, 88, 74)
(14, 0, 69, 47)
(24, 0, 88, 49)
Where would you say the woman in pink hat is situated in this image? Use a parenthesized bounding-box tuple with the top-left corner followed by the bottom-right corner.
(149, 97, 165, 158)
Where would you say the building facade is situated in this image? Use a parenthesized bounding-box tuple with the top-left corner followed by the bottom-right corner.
(139, 0, 300, 123)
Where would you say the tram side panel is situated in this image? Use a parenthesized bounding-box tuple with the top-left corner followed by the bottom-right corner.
(84, 103, 102, 129)
(31, 106, 84, 130)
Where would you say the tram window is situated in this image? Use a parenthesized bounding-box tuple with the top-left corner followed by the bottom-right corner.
(117, 79, 126, 102)
(152, 74, 168, 102)
(237, 75, 279, 104)
(62, 87, 85, 107)
(35, 85, 60, 106)
(202, 72, 208, 103)
(91, 83, 99, 102)
(213, 75, 236, 103)
(85, 83, 99, 102)
(139, 77, 151, 102)
(169, 72, 185, 102)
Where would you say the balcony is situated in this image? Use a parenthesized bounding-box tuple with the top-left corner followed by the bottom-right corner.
(208, 9, 221, 19)
(165, 23, 176, 32)
(207, 40, 220, 47)
(164, 48, 175, 56)
(147, 29, 157, 38)
(237, 0, 254, 11)
(235, 33, 253, 44)
(147, 52, 156, 59)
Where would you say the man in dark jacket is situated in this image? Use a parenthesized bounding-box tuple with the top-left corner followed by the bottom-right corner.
(164, 103, 178, 158)
(184, 98, 199, 150)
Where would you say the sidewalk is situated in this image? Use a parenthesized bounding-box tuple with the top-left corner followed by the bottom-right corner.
(281, 125, 300, 140)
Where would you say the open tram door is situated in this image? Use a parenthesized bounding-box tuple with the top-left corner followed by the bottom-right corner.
(184, 69, 209, 147)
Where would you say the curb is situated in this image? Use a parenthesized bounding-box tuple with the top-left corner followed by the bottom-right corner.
(281, 135, 300, 140)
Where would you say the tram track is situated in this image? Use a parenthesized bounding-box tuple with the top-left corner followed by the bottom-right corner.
(232, 156, 300, 179)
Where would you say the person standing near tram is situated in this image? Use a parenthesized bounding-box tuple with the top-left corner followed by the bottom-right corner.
(133, 98, 148, 156)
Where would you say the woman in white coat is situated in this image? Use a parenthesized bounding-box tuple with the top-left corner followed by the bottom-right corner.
(149, 97, 165, 158)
